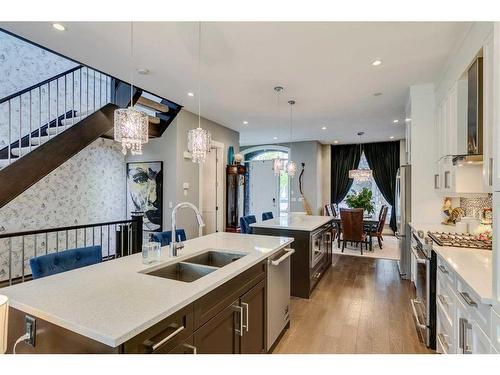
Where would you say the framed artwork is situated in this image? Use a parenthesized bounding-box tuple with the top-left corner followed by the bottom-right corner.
(126, 161, 163, 233)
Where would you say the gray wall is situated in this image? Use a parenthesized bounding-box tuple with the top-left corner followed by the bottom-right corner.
(242, 141, 331, 216)
(127, 109, 239, 239)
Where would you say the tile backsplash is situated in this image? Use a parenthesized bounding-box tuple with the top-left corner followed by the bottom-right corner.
(460, 195, 492, 218)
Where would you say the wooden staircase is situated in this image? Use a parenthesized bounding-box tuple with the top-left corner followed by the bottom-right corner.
(0, 65, 182, 209)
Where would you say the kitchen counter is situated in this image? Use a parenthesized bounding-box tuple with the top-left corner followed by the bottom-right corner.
(409, 222, 492, 304)
(251, 215, 333, 232)
(0, 232, 293, 347)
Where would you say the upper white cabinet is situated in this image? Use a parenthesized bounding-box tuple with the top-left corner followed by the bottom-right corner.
(433, 37, 494, 195)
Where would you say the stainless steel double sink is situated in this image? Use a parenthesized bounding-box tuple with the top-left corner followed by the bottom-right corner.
(143, 249, 248, 283)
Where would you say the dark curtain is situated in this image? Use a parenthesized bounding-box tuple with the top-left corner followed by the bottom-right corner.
(330, 144, 362, 205)
(363, 141, 400, 232)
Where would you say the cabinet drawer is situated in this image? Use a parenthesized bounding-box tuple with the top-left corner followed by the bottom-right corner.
(437, 255, 455, 288)
(123, 304, 194, 354)
(492, 307, 500, 352)
(194, 261, 266, 329)
(436, 304, 453, 354)
(456, 279, 491, 336)
(436, 273, 455, 325)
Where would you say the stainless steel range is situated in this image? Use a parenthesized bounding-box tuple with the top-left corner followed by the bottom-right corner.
(427, 232, 492, 250)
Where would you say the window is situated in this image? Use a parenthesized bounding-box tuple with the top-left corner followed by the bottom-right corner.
(339, 152, 391, 221)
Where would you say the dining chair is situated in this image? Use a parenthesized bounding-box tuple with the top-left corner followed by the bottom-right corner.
(324, 204, 334, 216)
(151, 229, 187, 247)
(240, 215, 257, 234)
(262, 212, 274, 221)
(29, 245, 102, 279)
(340, 208, 371, 254)
(369, 206, 389, 249)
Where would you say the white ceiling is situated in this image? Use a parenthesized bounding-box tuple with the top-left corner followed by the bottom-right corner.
(0, 22, 472, 145)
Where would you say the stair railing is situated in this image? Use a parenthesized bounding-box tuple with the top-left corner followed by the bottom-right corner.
(0, 65, 112, 166)
(0, 214, 144, 287)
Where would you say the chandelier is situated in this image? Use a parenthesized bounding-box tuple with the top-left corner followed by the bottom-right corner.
(114, 22, 149, 155)
(272, 86, 284, 175)
(187, 22, 211, 164)
(349, 131, 372, 181)
(286, 100, 297, 177)
(114, 108, 148, 155)
(188, 127, 212, 163)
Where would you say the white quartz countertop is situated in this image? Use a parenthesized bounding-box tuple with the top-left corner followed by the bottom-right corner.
(250, 215, 333, 232)
(0, 232, 293, 347)
(409, 222, 492, 304)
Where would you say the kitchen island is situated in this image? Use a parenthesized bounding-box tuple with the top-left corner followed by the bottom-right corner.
(1, 232, 293, 354)
(251, 215, 334, 299)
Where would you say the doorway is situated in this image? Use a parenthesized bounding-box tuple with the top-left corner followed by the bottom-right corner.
(200, 143, 224, 235)
(248, 159, 280, 220)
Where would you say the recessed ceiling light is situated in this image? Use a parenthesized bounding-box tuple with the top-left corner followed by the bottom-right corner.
(243, 121, 248, 125)
(52, 23, 66, 31)
(187, 92, 194, 97)
(393, 119, 399, 124)
(405, 118, 411, 122)
(321, 126, 327, 130)
(371, 59, 382, 66)
(373, 92, 383, 97)
(333, 140, 339, 144)
(389, 136, 395, 139)
(273, 137, 278, 140)
(137, 68, 150, 75)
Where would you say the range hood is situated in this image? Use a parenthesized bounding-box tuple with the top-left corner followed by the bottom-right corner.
(451, 57, 483, 166)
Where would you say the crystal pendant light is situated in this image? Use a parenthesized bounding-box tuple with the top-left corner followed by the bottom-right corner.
(348, 131, 372, 181)
(187, 22, 211, 163)
(114, 22, 149, 156)
(272, 86, 284, 176)
(286, 100, 297, 177)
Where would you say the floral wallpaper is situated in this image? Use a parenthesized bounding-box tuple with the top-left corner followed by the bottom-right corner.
(0, 138, 126, 282)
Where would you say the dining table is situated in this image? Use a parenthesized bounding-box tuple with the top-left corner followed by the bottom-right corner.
(330, 215, 380, 248)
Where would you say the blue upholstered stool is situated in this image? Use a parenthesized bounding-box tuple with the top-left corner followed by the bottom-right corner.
(150, 229, 186, 247)
(29, 245, 102, 279)
(262, 212, 274, 221)
(239, 215, 256, 234)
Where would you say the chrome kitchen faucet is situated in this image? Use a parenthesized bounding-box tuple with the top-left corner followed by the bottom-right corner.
(170, 202, 205, 257)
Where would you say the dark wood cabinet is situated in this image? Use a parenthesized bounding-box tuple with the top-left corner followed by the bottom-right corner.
(226, 164, 246, 232)
(240, 279, 267, 354)
(253, 222, 333, 299)
(194, 300, 241, 354)
(7, 261, 269, 354)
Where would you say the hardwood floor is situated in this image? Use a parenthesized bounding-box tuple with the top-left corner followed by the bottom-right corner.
(273, 254, 434, 354)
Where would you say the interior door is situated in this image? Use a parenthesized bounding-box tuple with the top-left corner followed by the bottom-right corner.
(240, 279, 266, 354)
(193, 300, 241, 354)
(249, 160, 279, 219)
(201, 148, 222, 235)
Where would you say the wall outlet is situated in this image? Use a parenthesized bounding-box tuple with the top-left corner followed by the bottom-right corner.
(24, 315, 36, 347)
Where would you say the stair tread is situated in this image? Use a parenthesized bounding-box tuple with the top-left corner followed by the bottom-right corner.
(136, 96, 169, 113)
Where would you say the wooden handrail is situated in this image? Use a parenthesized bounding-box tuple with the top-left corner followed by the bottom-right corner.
(0, 219, 135, 239)
(0, 65, 83, 104)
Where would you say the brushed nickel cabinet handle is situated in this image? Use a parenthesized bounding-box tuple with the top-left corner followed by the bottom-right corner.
(242, 302, 249, 332)
(459, 292, 478, 307)
(489, 158, 493, 186)
(232, 304, 244, 337)
(438, 265, 449, 274)
(182, 343, 197, 354)
(151, 325, 185, 351)
(438, 294, 450, 306)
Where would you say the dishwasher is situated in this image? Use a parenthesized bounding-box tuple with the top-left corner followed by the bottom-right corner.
(267, 247, 295, 351)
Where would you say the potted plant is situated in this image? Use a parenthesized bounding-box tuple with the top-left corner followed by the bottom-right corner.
(345, 188, 375, 215)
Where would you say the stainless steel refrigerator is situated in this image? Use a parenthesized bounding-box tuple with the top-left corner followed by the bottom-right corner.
(395, 164, 411, 279)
